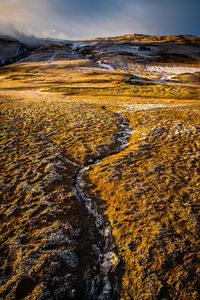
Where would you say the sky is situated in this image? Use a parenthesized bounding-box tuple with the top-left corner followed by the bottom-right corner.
(0, 0, 199, 40)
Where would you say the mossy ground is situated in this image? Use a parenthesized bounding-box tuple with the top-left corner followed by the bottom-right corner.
(0, 42, 200, 299)
(86, 106, 200, 299)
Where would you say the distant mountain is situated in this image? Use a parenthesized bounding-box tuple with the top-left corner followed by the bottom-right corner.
(97, 34, 200, 45)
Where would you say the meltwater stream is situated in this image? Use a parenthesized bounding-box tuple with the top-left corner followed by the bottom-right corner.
(73, 114, 132, 299)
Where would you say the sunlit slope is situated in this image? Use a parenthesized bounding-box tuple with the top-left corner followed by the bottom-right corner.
(86, 106, 200, 299)
(0, 92, 127, 298)
(0, 35, 200, 299)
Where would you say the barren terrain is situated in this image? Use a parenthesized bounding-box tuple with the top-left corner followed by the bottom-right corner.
(0, 34, 200, 299)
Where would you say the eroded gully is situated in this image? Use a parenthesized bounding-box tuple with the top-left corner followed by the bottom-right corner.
(72, 114, 132, 299)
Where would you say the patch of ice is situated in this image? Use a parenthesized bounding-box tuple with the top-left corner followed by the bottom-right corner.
(48, 50, 57, 62)
(161, 74, 176, 81)
(77, 67, 104, 71)
(119, 103, 181, 112)
(96, 60, 115, 71)
(75, 171, 104, 230)
(146, 65, 200, 75)
(131, 73, 142, 78)
(16, 48, 20, 56)
(72, 41, 98, 50)
(118, 64, 144, 77)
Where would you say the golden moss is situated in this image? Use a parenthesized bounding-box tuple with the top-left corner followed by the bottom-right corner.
(0, 39, 200, 298)
(86, 106, 200, 299)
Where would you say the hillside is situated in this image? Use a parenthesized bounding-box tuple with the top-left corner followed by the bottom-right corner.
(0, 34, 200, 299)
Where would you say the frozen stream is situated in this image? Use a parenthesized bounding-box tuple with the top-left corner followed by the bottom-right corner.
(73, 114, 131, 299)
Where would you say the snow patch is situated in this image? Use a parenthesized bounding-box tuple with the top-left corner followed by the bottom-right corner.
(48, 50, 57, 62)
(146, 65, 200, 75)
(16, 48, 20, 56)
(96, 60, 115, 71)
(72, 41, 98, 50)
(119, 103, 182, 112)
(131, 73, 142, 79)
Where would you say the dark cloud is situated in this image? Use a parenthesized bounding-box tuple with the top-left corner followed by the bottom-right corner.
(0, 0, 199, 39)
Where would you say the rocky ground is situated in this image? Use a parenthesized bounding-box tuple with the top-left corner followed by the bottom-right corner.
(0, 35, 36, 68)
(0, 34, 200, 299)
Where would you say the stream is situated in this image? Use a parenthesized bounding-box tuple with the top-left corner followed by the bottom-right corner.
(73, 114, 132, 299)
